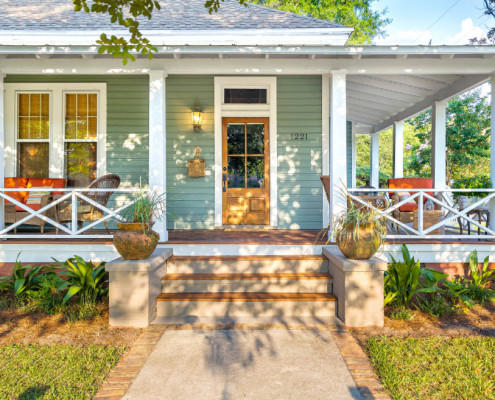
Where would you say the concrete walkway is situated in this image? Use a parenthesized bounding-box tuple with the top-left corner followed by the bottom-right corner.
(123, 328, 364, 400)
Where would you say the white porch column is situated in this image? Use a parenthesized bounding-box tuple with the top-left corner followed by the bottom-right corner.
(431, 100, 447, 189)
(393, 121, 404, 178)
(329, 72, 347, 232)
(490, 74, 495, 231)
(351, 122, 357, 188)
(370, 132, 380, 188)
(0, 74, 4, 231)
(322, 74, 330, 227)
(148, 71, 168, 242)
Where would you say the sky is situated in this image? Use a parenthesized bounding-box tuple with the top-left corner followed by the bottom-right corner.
(373, 0, 491, 45)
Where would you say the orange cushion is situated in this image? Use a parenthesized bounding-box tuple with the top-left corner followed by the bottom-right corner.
(27, 178, 66, 196)
(399, 202, 419, 212)
(4, 177, 28, 204)
(388, 178, 434, 201)
(15, 203, 41, 212)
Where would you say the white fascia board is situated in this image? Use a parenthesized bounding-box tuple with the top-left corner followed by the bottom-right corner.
(0, 28, 353, 47)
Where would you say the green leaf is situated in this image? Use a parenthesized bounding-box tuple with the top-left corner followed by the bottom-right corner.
(63, 286, 81, 304)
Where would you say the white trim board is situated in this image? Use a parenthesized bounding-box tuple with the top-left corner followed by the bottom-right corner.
(214, 76, 278, 228)
(4, 82, 107, 179)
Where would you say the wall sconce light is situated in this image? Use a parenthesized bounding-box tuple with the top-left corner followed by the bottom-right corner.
(192, 99, 203, 133)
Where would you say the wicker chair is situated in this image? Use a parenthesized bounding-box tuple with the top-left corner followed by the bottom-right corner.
(4, 196, 58, 234)
(320, 176, 388, 211)
(57, 174, 121, 234)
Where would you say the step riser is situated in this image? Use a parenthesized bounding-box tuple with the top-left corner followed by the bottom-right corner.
(156, 300, 337, 318)
(162, 279, 332, 293)
(166, 260, 329, 274)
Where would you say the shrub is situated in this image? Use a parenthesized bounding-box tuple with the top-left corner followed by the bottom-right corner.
(0, 255, 48, 301)
(53, 256, 108, 307)
(452, 176, 491, 200)
(27, 272, 67, 314)
(385, 245, 442, 309)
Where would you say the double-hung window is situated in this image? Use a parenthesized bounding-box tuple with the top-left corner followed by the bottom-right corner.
(5, 83, 106, 186)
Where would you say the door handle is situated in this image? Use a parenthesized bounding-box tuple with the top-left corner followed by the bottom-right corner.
(223, 173, 228, 192)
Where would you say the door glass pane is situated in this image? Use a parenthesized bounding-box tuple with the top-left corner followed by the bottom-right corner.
(228, 156, 245, 188)
(247, 157, 264, 188)
(247, 124, 264, 154)
(18, 143, 49, 178)
(65, 142, 97, 187)
(227, 124, 245, 155)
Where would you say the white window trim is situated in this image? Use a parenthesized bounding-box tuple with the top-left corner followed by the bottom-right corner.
(4, 83, 107, 181)
(214, 76, 277, 227)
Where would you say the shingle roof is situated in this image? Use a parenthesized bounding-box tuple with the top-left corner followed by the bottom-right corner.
(0, 0, 347, 31)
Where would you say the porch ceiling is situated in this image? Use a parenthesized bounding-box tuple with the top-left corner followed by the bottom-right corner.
(347, 73, 490, 133)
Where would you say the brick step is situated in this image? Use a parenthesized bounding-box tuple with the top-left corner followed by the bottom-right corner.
(166, 255, 329, 274)
(162, 272, 333, 293)
(156, 292, 337, 318)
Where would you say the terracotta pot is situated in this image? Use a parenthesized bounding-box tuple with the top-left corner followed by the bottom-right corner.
(336, 222, 381, 260)
(113, 222, 159, 260)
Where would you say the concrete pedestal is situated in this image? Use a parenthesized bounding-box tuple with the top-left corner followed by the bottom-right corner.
(323, 247, 388, 328)
(105, 248, 173, 327)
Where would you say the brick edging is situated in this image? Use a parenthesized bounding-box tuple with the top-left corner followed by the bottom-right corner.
(93, 325, 166, 400)
(329, 328, 391, 400)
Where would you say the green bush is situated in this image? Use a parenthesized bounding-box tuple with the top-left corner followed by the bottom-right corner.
(0, 255, 48, 301)
(53, 256, 108, 307)
(27, 273, 67, 314)
(452, 176, 491, 200)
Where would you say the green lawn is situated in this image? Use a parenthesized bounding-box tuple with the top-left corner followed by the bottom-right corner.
(0, 345, 125, 400)
(367, 337, 495, 400)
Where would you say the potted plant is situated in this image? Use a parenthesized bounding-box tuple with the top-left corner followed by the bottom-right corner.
(324, 189, 387, 260)
(113, 189, 167, 260)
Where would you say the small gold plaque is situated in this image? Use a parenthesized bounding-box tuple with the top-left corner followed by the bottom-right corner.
(188, 146, 205, 177)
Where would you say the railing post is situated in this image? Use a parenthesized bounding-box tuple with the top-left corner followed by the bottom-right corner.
(418, 191, 424, 236)
(0, 74, 5, 233)
(71, 191, 77, 235)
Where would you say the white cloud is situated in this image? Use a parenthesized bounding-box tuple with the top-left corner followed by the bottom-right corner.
(445, 18, 485, 45)
(373, 18, 485, 46)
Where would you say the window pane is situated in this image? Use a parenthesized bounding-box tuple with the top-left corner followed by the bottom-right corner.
(65, 93, 97, 140)
(17, 93, 49, 139)
(18, 142, 49, 178)
(65, 142, 97, 187)
(224, 89, 267, 104)
(227, 124, 245, 155)
(247, 157, 264, 188)
(228, 156, 245, 188)
(247, 123, 264, 154)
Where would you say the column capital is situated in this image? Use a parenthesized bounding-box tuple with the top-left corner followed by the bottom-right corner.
(148, 70, 168, 79)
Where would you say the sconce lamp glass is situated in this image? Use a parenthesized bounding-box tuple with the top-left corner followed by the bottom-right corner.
(192, 100, 203, 133)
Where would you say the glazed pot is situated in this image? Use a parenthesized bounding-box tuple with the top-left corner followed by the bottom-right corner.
(113, 222, 159, 260)
(336, 222, 381, 260)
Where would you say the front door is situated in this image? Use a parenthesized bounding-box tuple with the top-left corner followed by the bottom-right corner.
(222, 118, 269, 225)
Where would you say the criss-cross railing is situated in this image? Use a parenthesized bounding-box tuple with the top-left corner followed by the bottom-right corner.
(0, 187, 143, 239)
(347, 188, 495, 240)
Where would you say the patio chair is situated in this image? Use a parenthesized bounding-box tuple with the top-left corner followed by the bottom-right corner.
(320, 176, 388, 211)
(57, 174, 121, 234)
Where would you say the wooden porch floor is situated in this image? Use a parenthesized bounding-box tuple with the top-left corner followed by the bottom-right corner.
(1, 229, 494, 245)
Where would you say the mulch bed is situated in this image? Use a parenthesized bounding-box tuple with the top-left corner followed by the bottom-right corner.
(0, 304, 141, 347)
(351, 301, 495, 349)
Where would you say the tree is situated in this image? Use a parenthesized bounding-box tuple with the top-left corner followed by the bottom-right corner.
(73, 0, 389, 63)
(470, 0, 495, 44)
(248, 0, 390, 45)
(405, 90, 491, 184)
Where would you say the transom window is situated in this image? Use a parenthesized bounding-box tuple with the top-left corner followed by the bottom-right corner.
(224, 88, 267, 104)
(6, 83, 106, 186)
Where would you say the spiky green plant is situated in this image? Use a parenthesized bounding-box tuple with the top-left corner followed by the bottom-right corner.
(119, 187, 168, 228)
(0, 254, 48, 299)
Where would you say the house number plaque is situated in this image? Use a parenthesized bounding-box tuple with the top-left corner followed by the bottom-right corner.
(188, 146, 205, 177)
(290, 133, 308, 140)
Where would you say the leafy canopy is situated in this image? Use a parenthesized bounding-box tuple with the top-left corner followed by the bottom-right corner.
(73, 0, 389, 63)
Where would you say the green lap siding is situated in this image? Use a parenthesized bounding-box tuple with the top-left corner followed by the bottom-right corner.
(4, 75, 149, 187)
(277, 76, 323, 229)
(166, 75, 215, 229)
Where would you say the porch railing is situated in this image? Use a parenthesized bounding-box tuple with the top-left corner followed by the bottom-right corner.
(0, 187, 143, 239)
(347, 188, 495, 240)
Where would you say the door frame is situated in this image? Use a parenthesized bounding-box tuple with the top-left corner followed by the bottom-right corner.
(214, 76, 277, 228)
(222, 117, 270, 225)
